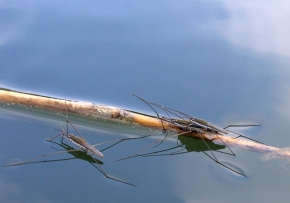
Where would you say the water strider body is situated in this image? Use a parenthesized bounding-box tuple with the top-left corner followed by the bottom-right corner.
(66, 133, 104, 158)
(47, 119, 104, 158)
(163, 117, 229, 135)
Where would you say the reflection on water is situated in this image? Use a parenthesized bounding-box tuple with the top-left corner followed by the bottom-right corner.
(219, 1, 290, 57)
(179, 136, 225, 152)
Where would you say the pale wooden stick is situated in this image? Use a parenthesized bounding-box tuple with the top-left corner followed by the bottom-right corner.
(0, 88, 177, 129)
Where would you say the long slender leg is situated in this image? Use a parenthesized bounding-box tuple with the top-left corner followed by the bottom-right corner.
(223, 125, 263, 143)
(2, 149, 80, 167)
(97, 135, 151, 152)
(148, 102, 193, 120)
(213, 134, 235, 156)
(116, 131, 190, 161)
(133, 95, 183, 147)
(227, 129, 263, 144)
(199, 134, 220, 161)
(202, 151, 246, 177)
(224, 124, 261, 129)
(66, 119, 86, 140)
(152, 131, 169, 148)
(198, 134, 246, 177)
(64, 100, 87, 141)
(46, 133, 62, 142)
(89, 156, 136, 187)
(129, 145, 185, 158)
(65, 100, 69, 135)
(133, 94, 167, 132)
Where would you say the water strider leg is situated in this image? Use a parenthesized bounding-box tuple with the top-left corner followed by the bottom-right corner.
(116, 131, 190, 161)
(212, 133, 235, 156)
(224, 124, 263, 143)
(132, 94, 167, 132)
(88, 155, 136, 187)
(132, 145, 185, 158)
(202, 151, 246, 177)
(198, 133, 246, 177)
(152, 129, 170, 148)
(96, 135, 151, 152)
(46, 132, 62, 142)
(2, 149, 80, 167)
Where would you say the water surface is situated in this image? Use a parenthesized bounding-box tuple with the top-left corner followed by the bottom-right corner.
(1, 1, 290, 202)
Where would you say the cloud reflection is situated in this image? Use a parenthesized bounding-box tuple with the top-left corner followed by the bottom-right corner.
(0, 177, 21, 202)
(218, 0, 290, 57)
(0, 2, 34, 45)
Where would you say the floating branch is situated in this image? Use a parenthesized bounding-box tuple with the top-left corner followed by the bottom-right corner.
(0, 88, 178, 129)
(0, 88, 289, 158)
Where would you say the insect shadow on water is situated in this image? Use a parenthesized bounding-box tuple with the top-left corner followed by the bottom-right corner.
(120, 94, 262, 177)
(2, 102, 149, 187)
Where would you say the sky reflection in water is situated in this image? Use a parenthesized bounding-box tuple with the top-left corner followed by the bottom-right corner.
(1, 1, 290, 202)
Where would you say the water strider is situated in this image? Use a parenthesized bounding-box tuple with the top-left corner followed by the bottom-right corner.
(120, 94, 262, 177)
(132, 94, 261, 142)
(2, 104, 150, 187)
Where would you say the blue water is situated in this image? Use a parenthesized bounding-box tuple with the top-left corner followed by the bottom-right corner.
(1, 1, 290, 202)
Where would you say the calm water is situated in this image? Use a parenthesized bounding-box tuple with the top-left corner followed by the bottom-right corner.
(1, 1, 290, 202)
